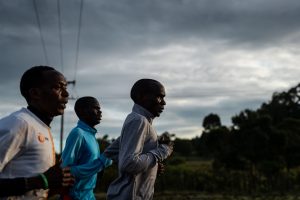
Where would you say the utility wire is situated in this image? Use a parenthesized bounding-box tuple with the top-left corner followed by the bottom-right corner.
(32, 0, 49, 65)
(57, 0, 64, 72)
(74, 0, 84, 81)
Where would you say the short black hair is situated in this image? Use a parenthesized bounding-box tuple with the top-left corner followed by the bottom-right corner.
(130, 79, 161, 103)
(20, 66, 56, 102)
(74, 96, 98, 118)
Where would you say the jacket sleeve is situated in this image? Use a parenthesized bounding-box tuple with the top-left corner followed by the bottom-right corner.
(118, 118, 157, 175)
(70, 154, 112, 178)
(61, 130, 81, 166)
(0, 117, 28, 196)
(61, 130, 86, 177)
(0, 117, 27, 172)
(103, 137, 120, 162)
(119, 117, 173, 175)
(62, 130, 112, 178)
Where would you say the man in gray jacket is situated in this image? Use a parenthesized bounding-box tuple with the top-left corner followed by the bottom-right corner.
(104, 78, 173, 200)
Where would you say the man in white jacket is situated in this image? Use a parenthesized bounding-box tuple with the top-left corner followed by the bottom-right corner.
(104, 79, 173, 200)
(0, 66, 74, 199)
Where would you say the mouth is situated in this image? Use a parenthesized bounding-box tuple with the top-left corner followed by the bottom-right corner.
(59, 101, 68, 109)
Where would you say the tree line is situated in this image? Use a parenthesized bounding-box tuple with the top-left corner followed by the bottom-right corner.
(195, 82, 300, 173)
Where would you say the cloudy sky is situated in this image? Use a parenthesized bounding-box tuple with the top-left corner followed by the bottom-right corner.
(1, 0, 300, 152)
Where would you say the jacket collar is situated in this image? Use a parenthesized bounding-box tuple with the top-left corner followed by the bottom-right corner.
(132, 103, 154, 124)
(77, 120, 97, 135)
(27, 105, 52, 127)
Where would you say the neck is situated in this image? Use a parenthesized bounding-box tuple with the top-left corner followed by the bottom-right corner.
(27, 105, 53, 126)
(81, 120, 95, 128)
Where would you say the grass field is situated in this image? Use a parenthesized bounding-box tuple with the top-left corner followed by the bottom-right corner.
(92, 192, 300, 200)
(48, 158, 300, 199)
(50, 192, 300, 200)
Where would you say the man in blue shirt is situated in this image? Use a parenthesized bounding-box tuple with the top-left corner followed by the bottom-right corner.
(62, 96, 112, 200)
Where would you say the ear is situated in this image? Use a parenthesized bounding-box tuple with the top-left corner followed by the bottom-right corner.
(78, 108, 88, 118)
(136, 93, 147, 104)
(137, 94, 152, 108)
(28, 88, 42, 100)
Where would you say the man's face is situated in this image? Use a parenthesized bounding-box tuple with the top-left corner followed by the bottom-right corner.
(142, 83, 166, 117)
(34, 70, 69, 117)
(83, 100, 102, 127)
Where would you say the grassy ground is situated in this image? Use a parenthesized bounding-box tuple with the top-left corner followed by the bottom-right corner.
(92, 192, 300, 200)
(153, 192, 300, 200)
(50, 192, 300, 200)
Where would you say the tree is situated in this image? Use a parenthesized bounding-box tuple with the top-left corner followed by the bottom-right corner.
(277, 118, 300, 169)
(202, 113, 221, 131)
(260, 83, 300, 124)
(173, 138, 193, 156)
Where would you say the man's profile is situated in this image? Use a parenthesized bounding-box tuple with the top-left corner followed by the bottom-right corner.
(0, 66, 73, 199)
(104, 78, 173, 200)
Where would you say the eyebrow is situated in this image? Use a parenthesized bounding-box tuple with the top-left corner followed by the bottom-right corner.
(58, 81, 67, 86)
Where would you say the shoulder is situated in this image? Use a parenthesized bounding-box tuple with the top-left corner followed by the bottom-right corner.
(127, 112, 149, 123)
(0, 110, 33, 145)
(121, 113, 151, 134)
(125, 112, 150, 126)
(0, 109, 31, 133)
(65, 126, 88, 146)
(68, 126, 86, 139)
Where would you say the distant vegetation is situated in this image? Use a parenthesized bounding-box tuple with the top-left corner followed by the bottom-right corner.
(82, 83, 300, 196)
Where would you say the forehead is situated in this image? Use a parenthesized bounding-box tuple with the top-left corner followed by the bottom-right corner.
(89, 99, 100, 107)
(151, 83, 165, 95)
(42, 70, 66, 85)
(84, 98, 100, 107)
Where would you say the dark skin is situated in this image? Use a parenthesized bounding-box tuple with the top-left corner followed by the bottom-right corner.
(136, 82, 171, 175)
(29, 70, 74, 190)
(102, 81, 172, 176)
(0, 69, 74, 197)
(138, 82, 166, 118)
(29, 70, 69, 120)
(60, 98, 102, 196)
(77, 98, 102, 128)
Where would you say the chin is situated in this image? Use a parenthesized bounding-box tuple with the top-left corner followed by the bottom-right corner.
(54, 109, 64, 116)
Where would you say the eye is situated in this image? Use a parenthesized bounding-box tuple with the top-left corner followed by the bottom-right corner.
(53, 84, 66, 90)
(157, 96, 163, 103)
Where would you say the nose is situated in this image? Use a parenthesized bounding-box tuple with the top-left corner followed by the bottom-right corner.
(161, 98, 166, 105)
(62, 88, 69, 98)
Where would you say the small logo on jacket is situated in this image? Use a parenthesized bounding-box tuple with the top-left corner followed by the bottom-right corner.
(37, 133, 46, 143)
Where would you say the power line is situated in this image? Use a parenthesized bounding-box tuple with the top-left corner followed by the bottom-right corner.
(57, 0, 64, 72)
(32, 0, 49, 65)
(31, 1, 83, 152)
(58, 1, 82, 152)
(60, 80, 76, 154)
(74, 0, 84, 81)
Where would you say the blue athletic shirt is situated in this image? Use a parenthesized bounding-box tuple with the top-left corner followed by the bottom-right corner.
(62, 120, 112, 200)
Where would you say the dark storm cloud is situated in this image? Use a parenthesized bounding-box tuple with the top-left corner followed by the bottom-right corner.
(1, 0, 300, 75)
(77, 0, 300, 52)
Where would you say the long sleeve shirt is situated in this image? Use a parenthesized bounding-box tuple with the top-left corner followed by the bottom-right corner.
(0, 108, 55, 199)
(61, 120, 111, 200)
(104, 104, 172, 200)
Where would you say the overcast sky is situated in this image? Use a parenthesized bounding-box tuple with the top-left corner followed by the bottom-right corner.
(1, 0, 300, 152)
